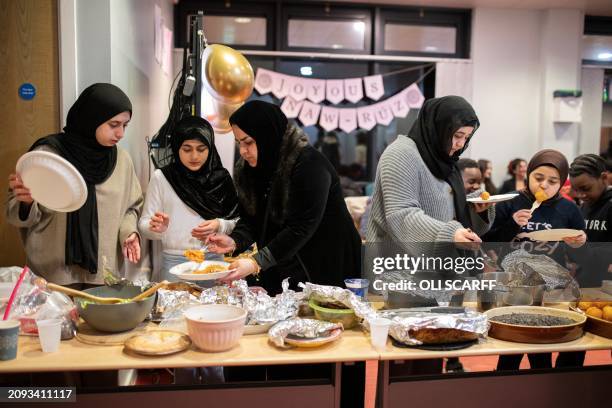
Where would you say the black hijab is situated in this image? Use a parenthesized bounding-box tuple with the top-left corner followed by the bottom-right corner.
(29, 83, 132, 273)
(229, 100, 288, 194)
(407, 95, 480, 228)
(523, 149, 569, 203)
(161, 116, 239, 220)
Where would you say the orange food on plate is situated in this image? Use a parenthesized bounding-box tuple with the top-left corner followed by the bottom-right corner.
(480, 191, 490, 200)
(585, 307, 603, 319)
(194, 265, 228, 274)
(184, 249, 205, 263)
(577, 301, 592, 311)
(602, 306, 612, 322)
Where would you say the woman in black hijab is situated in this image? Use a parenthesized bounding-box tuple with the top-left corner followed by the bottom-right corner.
(7, 83, 144, 287)
(138, 116, 239, 281)
(206, 100, 362, 295)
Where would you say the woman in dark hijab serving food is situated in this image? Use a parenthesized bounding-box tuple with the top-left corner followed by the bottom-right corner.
(206, 100, 362, 295)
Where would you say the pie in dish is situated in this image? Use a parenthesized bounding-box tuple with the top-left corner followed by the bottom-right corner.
(124, 330, 191, 355)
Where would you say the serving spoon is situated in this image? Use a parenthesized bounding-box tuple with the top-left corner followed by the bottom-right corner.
(47, 281, 168, 304)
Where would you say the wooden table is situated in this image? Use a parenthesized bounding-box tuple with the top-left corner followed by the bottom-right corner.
(1, 329, 378, 408)
(376, 332, 611, 408)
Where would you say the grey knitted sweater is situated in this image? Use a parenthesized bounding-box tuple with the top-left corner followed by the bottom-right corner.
(366, 137, 493, 245)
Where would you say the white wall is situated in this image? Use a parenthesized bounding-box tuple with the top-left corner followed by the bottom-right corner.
(580, 68, 605, 155)
(468, 8, 543, 186)
(61, 0, 174, 189)
(109, 0, 175, 190)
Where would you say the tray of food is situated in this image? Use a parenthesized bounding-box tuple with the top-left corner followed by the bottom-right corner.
(169, 260, 235, 281)
(485, 306, 586, 343)
(576, 299, 612, 339)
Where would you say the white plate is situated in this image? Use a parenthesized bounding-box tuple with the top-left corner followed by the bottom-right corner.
(169, 260, 234, 281)
(467, 193, 519, 204)
(243, 322, 274, 335)
(16, 151, 87, 212)
(519, 228, 583, 242)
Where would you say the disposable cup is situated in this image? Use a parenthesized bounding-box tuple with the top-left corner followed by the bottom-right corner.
(344, 278, 369, 299)
(0, 320, 20, 360)
(36, 319, 62, 353)
(369, 318, 391, 350)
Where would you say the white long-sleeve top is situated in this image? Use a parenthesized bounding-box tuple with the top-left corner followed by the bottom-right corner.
(139, 169, 238, 254)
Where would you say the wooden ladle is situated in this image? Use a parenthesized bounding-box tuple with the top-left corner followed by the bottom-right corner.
(47, 281, 168, 305)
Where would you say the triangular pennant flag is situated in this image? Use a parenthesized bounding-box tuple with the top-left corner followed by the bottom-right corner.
(363, 75, 384, 100)
(254, 68, 274, 95)
(271, 73, 291, 99)
(339, 108, 357, 133)
(319, 106, 339, 132)
(405, 83, 425, 108)
(389, 91, 410, 117)
(298, 101, 322, 127)
(280, 96, 304, 119)
(326, 79, 344, 104)
(344, 78, 363, 103)
(306, 79, 326, 103)
(357, 106, 377, 130)
(375, 101, 394, 126)
(288, 77, 307, 101)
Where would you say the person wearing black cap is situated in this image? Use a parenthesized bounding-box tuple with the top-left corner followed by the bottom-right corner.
(7, 83, 143, 287)
(138, 116, 239, 281)
(484, 149, 587, 370)
(206, 100, 362, 295)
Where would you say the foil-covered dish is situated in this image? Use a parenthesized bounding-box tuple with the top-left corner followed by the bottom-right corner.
(268, 317, 343, 348)
(379, 307, 489, 346)
(199, 278, 300, 326)
(299, 282, 378, 324)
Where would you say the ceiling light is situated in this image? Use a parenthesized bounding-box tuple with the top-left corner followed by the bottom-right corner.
(598, 52, 612, 60)
(234, 17, 252, 24)
(300, 66, 313, 76)
(353, 21, 365, 32)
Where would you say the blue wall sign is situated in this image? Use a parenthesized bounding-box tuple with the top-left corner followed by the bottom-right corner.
(18, 83, 36, 100)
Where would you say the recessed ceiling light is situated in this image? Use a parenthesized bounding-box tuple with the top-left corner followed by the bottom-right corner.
(300, 66, 313, 76)
(234, 17, 252, 24)
(353, 21, 365, 32)
(425, 46, 438, 52)
(331, 44, 343, 49)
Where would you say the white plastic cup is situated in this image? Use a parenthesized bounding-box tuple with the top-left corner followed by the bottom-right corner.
(369, 318, 391, 350)
(36, 319, 62, 353)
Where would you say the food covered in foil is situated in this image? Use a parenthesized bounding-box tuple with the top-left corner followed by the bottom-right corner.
(199, 279, 299, 326)
(501, 250, 580, 301)
(299, 282, 378, 324)
(268, 317, 343, 348)
(379, 308, 489, 345)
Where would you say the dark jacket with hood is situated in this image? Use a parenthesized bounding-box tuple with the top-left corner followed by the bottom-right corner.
(229, 101, 362, 295)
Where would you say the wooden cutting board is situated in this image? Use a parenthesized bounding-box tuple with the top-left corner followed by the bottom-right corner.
(75, 321, 150, 346)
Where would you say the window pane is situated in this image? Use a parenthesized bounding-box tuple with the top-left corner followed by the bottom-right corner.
(288, 19, 366, 50)
(202, 15, 266, 46)
(384, 24, 456, 54)
(582, 34, 612, 61)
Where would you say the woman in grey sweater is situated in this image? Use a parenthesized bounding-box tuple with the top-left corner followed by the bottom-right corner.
(367, 95, 493, 247)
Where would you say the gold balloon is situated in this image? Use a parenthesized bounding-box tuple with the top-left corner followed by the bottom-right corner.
(205, 98, 243, 134)
(202, 44, 254, 104)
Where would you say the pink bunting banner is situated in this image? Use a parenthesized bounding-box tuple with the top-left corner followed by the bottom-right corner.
(357, 105, 377, 130)
(280, 96, 304, 119)
(325, 79, 345, 105)
(339, 108, 358, 133)
(344, 78, 363, 103)
(298, 100, 322, 127)
(306, 78, 326, 103)
(363, 74, 384, 101)
(319, 106, 339, 132)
